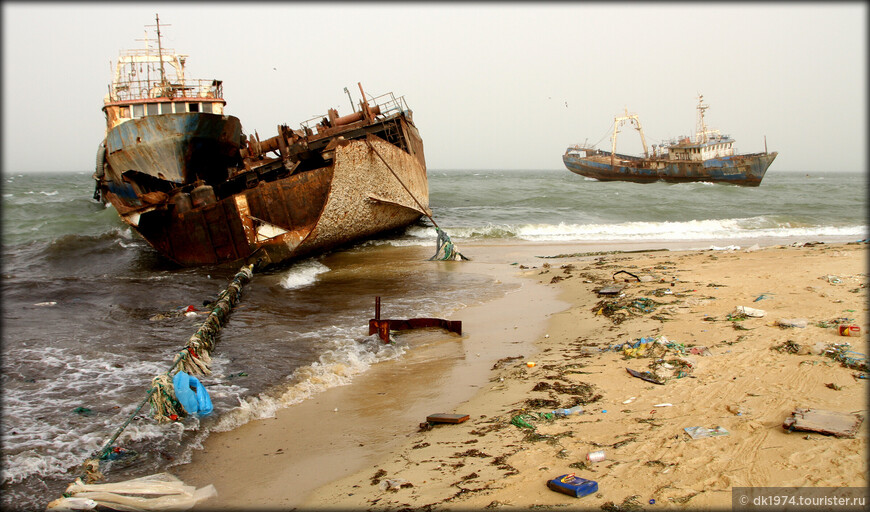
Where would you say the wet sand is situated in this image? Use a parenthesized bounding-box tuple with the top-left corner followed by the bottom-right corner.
(177, 240, 867, 510)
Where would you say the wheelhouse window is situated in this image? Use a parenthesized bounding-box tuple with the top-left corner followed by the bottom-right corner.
(173, 102, 186, 113)
(147, 103, 159, 116)
(188, 102, 200, 112)
(202, 102, 213, 113)
(119, 106, 130, 118)
(132, 104, 145, 118)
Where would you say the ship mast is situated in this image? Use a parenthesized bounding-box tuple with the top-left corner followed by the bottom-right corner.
(145, 14, 169, 89)
(695, 94, 709, 144)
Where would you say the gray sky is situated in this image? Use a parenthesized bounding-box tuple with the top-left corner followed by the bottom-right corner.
(2, 2, 866, 173)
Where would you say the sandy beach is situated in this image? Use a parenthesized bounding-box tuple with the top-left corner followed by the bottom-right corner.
(177, 240, 867, 510)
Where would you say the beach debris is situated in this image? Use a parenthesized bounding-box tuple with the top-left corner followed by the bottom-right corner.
(368, 296, 461, 343)
(626, 368, 665, 385)
(623, 397, 636, 404)
(820, 343, 868, 372)
(689, 346, 711, 356)
(820, 274, 842, 284)
(73, 407, 93, 416)
(653, 403, 672, 407)
(783, 408, 863, 438)
(586, 450, 606, 462)
(772, 340, 802, 354)
(727, 404, 750, 416)
(34, 301, 57, 307)
(732, 306, 766, 318)
(776, 318, 808, 328)
(47, 473, 216, 511)
(598, 285, 625, 296)
(613, 270, 641, 282)
(546, 473, 598, 498)
(379, 478, 412, 491)
(510, 412, 553, 430)
(684, 426, 730, 439)
(527, 361, 536, 368)
(838, 324, 861, 337)
(825, 383, 843, 390)
(601, 495, 644, 510)
(754, 293, 773, 301)
(426, 413, 470, 424)
(553, 406, 584, 417)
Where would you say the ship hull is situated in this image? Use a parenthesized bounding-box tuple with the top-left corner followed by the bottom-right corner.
(101, 132, 428, 267)
(104, 113, 242, 187)
(563, 151, 777, 187)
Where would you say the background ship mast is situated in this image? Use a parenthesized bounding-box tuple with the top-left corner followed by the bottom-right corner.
(695, 94, 709, 143)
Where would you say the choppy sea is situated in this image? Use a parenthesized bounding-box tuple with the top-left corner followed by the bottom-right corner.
(1, 169, 866, 509)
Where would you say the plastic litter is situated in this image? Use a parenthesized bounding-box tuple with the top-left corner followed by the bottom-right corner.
(839, 325, 861, 337)
(586, 450, 606, 462)
(172, 371, 213, 415)
(552, 406, 584, 417)
(546, 473, 598, 498)
(46, 473, 216, 511)
(733, 306, 765, 318)
(684, 426, 730, 439)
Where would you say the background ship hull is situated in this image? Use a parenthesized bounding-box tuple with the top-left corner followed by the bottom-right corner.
(563, 151, 777, 186)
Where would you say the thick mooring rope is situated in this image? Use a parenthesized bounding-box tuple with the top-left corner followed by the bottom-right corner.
(73, 263, 254, 486)
(364, 138, 469, 261)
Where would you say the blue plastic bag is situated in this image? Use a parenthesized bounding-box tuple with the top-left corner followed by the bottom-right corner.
(172, 371, 213, 415)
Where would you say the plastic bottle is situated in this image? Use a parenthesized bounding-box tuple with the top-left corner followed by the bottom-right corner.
(553, 405, 584, 417)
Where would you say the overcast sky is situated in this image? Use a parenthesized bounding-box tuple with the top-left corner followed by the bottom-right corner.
(2, 2, 866, 174)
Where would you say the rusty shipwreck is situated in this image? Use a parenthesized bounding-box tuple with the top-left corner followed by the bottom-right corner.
(94, 16, 428, 267)
(563, 95, 777, 186)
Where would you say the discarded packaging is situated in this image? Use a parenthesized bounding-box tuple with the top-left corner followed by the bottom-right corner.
(586, 450, 606, 462)
(839, 325, 861, 337)
(734, 306, 766, 318)
(527, 362, 536, 368)
(653, 403, 673, 407)
(546, 474, 598, 498)
(684, 426, 730, 439)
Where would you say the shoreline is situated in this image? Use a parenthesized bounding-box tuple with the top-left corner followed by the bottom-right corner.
(176, 239, 867, 510)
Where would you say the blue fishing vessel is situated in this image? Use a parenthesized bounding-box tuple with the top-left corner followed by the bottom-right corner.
(563, 95, 777, 186)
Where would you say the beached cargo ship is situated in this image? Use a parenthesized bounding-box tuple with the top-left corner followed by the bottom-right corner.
(94, 16, 428, 267)
(563, 95, 776, 186)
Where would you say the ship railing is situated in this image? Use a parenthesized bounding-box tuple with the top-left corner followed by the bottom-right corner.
(299, 92, 411, 131)
(108, 78, 223, 103)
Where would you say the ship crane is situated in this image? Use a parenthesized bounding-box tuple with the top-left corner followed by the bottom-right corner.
(610, 108, 649, 167)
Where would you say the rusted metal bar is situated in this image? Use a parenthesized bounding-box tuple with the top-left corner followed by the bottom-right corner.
(368, 296, 462, 343)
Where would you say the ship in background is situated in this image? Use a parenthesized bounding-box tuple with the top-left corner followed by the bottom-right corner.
(562, 95, 777, 186)
(94, 15, 428, 267)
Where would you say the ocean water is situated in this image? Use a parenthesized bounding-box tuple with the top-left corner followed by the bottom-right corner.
(1, 169, 866, 509)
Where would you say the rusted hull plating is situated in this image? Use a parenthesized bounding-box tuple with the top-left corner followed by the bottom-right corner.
(123, 134, 427, 267)
(563, 151, 777, 187)
(104, 113, 242, 187)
